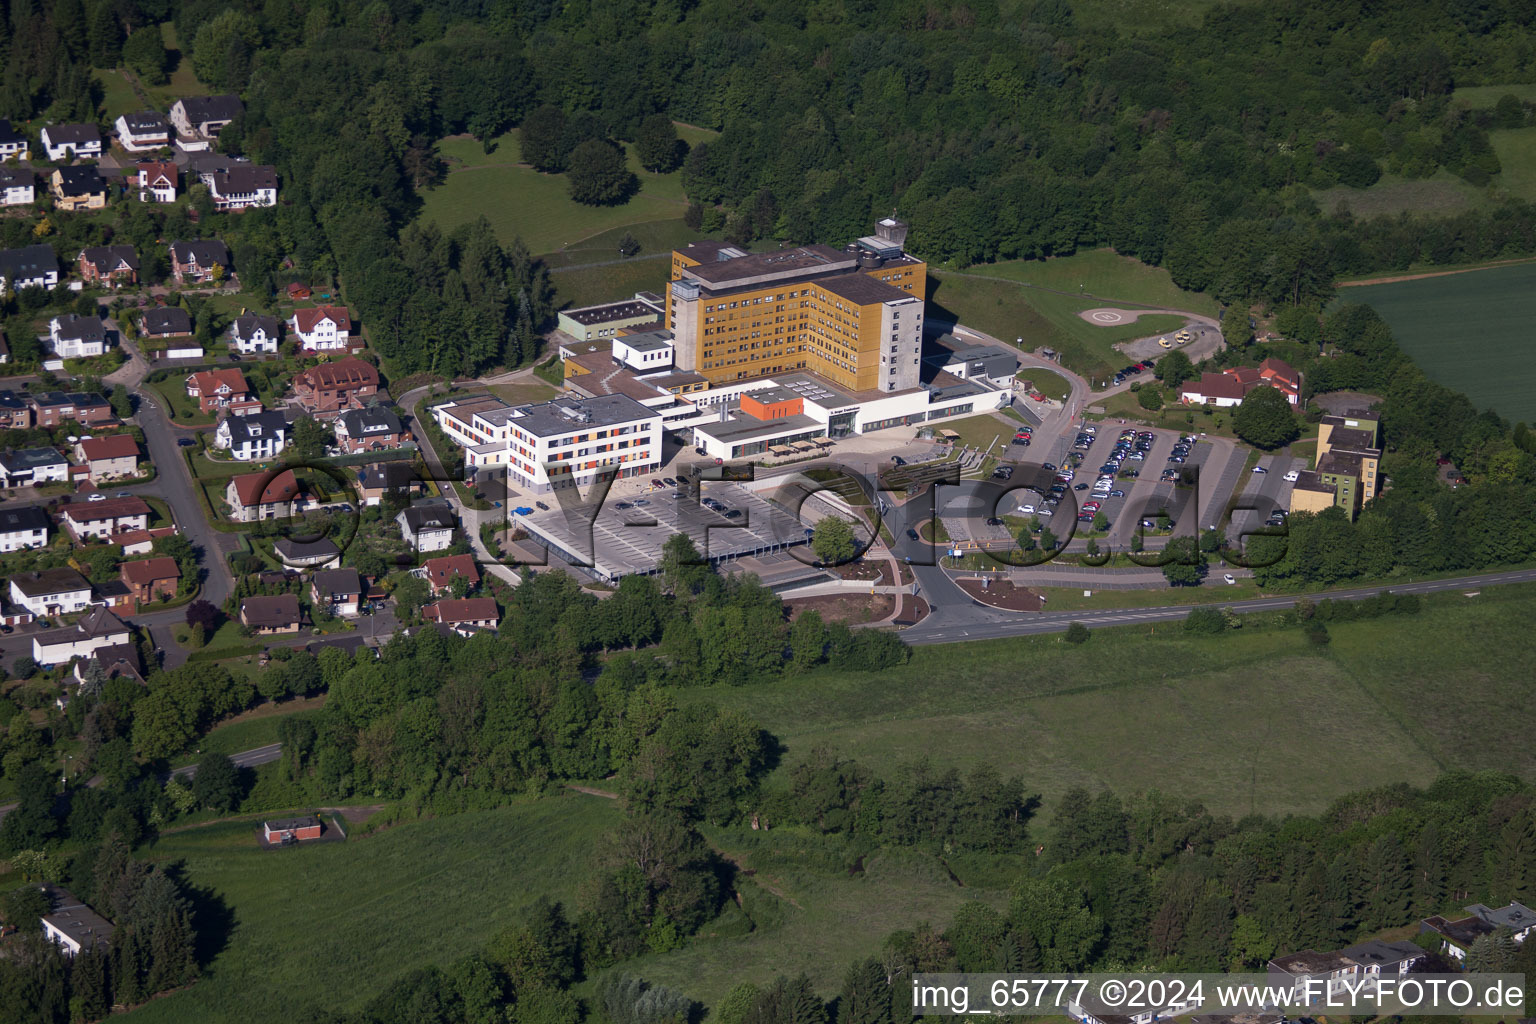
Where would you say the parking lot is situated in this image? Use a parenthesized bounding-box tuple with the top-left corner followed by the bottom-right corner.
(511, 481, 812, 580)
(1226, 454, 1306, 546)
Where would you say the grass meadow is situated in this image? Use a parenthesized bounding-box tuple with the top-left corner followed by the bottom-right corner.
(1340, 261, 1536, 423)
(127, 797, 621, 1023)
(928, 269, 1189, 381)
(685, 583, 1536, 821)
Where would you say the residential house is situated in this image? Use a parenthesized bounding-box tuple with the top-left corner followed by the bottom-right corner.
(114, 111, 171, 152)
(273, 537, 340, 568)
(77, 245, 138, 287)
(119, 557, 180, 605)
(397, 505, 456, 551)
(30, 391, 115, 428)
(113, 525, 176, 556)
(0, 505, 49, 552)
(168, 239, 230, 284)
(60, 496, 150, 541)
(228, 313, 280, 355)
(135, 160, 177, 203)
(421, 597, 500, 635)
(1179, 358, 1302, 408)
(214, 409, 288, 461)
(0, 166, 34, 206)
(39, 885, 114, 957)
(0, 118, 28, 159)
(357, 461, 423, 506)
(1268, 941, 1425, 1005)
(9, 568, 92, 616)
(333, 406, 407, 454)
(168, 95, 243, 148)
(0, 243, 60, 291)
(73, 434, 140, 481)
(0, 390, 30, 428)
(186, 367, 259, 414)
(262, 816, 321, 844)
(48, 314, 108, 359)
(0, 447, 70, 486)
(74, 644, 145, 687)
(286, 282, 311, 301)
(40, 124, 102, 162)
(311, 568, 363, 617)
(421, 554, 480, 596)
(225, 468, 300, 522)
(1422, 902, 1536, 959)
(32, 609, 131, 664)
(140, 306, 193, 339)
(51, 166, 107, 211)
(290, 305, 353, 352)
(239, 593, 302, 634)
(202, 164, 278, 210)
(291, 357, 379, 417)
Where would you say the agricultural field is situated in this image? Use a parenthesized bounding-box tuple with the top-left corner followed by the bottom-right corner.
(418, 124, 716, 256)
(128, 797, 621, 1024)
(686, 584, 1536, 821)
(1490, 126, 1536, 202)
(928, 269, 1188, 381)
(1340, 261, 1536, 423)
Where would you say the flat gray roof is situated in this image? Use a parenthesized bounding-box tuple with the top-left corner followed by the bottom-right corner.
(510, 394, 658, 437)
(618, 330, 673, 352)
(695, 412, 823, 444)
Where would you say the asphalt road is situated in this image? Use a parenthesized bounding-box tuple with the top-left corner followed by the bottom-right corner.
(899, 566, 1536, 645)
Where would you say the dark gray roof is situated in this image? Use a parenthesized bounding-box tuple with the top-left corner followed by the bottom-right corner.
(39, 885, 114, 949)
(0, 447, 69, 473)
(1338, 939, 1425, 969)
(120, 111, 168, 132)
(219, 410, 287, 445)
(230, 314, 279, 340)
(313, 568, 363, 596)
(818, 272, 916, 305)
(210, 165, 276, 193)
(54, 165, 105, 196)
(169, 239, 230, 268)
(179, 94, 244, 125)
(142, 307, 192, 336)
(0, 119, 24, 145)
(240, 593, 302, 626)
(399, 505, 455, 532)
(52, 313, 106, 343)
(507, 394, 657, 438)
(273, 537, 340, 560)
(0, 244, 59, 281)
(9, 567, 89, 596)
(43, 123, 101, 146)
(264, 815, 320, 831)
(0, 167, 32, 189)
(336, 406, 403, 437)
(358, 461, 420, 490)
(0, 505, 49, 533)
(79, 245, 138, 274)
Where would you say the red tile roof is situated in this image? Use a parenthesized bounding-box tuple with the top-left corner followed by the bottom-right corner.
(120, 556, 179, 585)
(61, 496, 151, 522)
(422, 597, 499, 625)
(229, 468, 300, 506)
(78, 434, 139, 460)
(1259, 357, 1301, 388)
(422, 554, 479, 590)
(292, 305, 351, 334)
(1181, 371, 1247, 401)
(186, 368, 249, 396)
(296, 357, 378, 390)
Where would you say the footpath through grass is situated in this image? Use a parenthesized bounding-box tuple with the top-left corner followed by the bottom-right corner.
(685, 584, 1536, 820)
(129, 797, 621, 1024)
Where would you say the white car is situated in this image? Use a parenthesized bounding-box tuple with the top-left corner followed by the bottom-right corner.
(1252, 465, 1267, 474)
(1082, 425, 1096, 434)
(1017, 503, 1037, 514)
(1283, 469, 1299, 482)
(1223, 573, 1237, 585)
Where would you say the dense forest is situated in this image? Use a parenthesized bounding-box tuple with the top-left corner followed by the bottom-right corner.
(2, 0, 1533, 375)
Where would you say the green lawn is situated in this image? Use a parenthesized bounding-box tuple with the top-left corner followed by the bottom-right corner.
(1491, 126, 1536, 202)
(684, 585, 1536, 820)
(930, 413, 1014, 454)
(143, 22, 208, 108)
(149, 379, 215, 425)
(486, 379, 560, 404)
(966, 249, 1219, 315)
(550, 255, 674, 311)
(93, 68, 140, 120)
(541, 219, 700, 270)
(928, 270, 1188, 382)
(417, 130, 693, 255)
(171, 696, 328, 768)
(1452, 83, 1536, 107)
(1338, 261, 1536, 423)
(128, 798, 621, 1024)
(1016, 366, 1074, 401)
(1311, 170, 1486, 220)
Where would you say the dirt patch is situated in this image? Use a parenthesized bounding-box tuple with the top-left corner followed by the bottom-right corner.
(321, 804, 386, 823)
(565, 784, 619, 799)
(1337, 257, 1536, 287)
(892, 596, 931, 628)
(784, 593, 894, 624)
(830, 560, 894, 585)
(954, 577, 1044, 611)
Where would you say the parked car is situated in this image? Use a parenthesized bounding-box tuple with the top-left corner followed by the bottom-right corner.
(907, 528, 919, 540)
(535, 501, 549, 511)
(891, 455, 907, 465)
(513, 506, 534, 515)
(1223, 573, 1237, 585)
(985, 517, 1003, 526)
(177, 437, 195, 447)
(1283, 469, 1299, 481)
(1252, 465, 1267, 474)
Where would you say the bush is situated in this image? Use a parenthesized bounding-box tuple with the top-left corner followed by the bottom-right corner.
(1183, 606, 1226, 634)
(12, 655, 37, 679)
(1064, 621, 1090, 644)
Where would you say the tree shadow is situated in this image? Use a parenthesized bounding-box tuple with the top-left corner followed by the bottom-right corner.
(163, 860, 236, 968)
